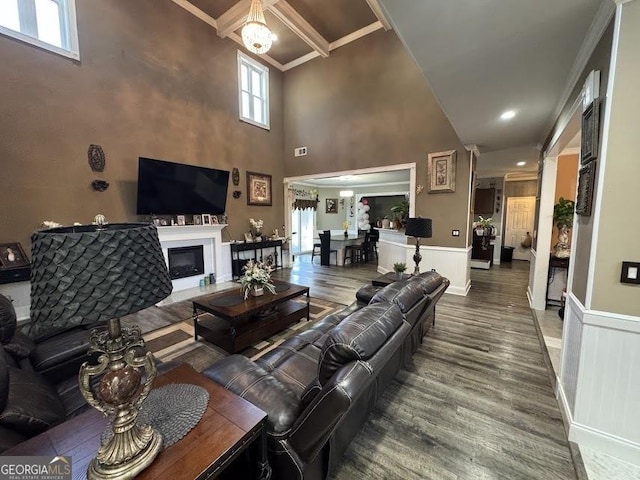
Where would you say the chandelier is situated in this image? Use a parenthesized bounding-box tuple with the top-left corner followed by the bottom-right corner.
(241, 0, 273, 54)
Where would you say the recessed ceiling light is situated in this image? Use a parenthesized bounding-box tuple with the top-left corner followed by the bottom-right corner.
(500, 110, 516, 120)
(517, 161, 526, 166)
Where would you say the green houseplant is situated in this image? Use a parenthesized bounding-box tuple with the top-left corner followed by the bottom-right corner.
(553, 197, 575, 229)
(390, 200, 409, 230)
(393, 262, 407, 280)
(553, 197, 575, 258)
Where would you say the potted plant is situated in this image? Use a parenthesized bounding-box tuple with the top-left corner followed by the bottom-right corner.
(390, 200, 409, 230)
(239, 259, 276, 299)
(473, 216, 493, 236)
(553, 197, 575, 258)
(393, 262, 407, 281)
(342, 220, 349, 237)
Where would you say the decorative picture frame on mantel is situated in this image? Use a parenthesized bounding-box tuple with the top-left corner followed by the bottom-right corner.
(427, 150, 457, 193)
(247, 172, 272, 206)
(0, 242, 30, 269)
(581, 100, 600, 165)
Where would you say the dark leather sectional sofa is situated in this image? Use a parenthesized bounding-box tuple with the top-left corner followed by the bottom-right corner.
(204, 271, 449, 480)
(0, 293, 93, 452)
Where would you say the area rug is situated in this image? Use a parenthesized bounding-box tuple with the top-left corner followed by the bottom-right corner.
(144, 296, 346, 372)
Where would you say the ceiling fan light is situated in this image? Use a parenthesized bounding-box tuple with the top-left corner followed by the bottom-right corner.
(242, 0, 273, 54)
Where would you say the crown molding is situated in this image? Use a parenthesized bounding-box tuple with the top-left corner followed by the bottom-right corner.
(543, 0, 615, 140)
(365, 0, 392, 31)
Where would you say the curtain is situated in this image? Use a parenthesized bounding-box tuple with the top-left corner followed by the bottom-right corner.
(293, 199, 318, 211)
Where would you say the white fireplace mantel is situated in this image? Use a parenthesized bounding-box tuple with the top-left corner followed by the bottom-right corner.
(157, 225, 230, 291)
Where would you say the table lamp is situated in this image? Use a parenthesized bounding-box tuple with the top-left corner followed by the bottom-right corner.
(30, 222, 172, 480)
(404, 217, 432, 275)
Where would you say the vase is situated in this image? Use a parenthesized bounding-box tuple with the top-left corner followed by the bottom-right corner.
(344, 231, 348, 237)
(396, 271, 404, 281)
(251, 286, 264, 297)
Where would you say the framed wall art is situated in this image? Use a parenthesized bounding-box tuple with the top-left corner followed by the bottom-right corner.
(247, 171, 272, 206)
(427, 150, 457, 193)
(325, 198, 338, 214)
(0, 242, 29, 269)
(581, 100, 600, 165)
(576, 161, 596, 216)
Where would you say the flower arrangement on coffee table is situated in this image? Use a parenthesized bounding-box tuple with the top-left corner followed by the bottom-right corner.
(240, 259, 276, 299)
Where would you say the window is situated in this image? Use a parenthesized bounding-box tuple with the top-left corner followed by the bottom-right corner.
(238, 51, 270, 130)
(0, 0, 79, 60)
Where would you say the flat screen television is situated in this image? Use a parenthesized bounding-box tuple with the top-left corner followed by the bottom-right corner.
(136, 157, 230, 215)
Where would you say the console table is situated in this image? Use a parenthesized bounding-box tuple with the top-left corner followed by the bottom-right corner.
(546, 255, 570, 308)
(231, 239, 283, 279)
(5, 364, 270, 480)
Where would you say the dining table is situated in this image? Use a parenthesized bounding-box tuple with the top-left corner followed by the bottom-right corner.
(315, 234, 365, 266)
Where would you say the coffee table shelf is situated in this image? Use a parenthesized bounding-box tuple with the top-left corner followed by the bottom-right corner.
(192, 282, 310, 354)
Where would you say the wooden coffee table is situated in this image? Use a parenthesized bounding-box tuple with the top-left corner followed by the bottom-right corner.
(192, 281, 310, 353)
(5, 364, 270, 479)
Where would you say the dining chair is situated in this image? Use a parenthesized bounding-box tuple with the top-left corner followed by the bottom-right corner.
(318, 232, 337, 266)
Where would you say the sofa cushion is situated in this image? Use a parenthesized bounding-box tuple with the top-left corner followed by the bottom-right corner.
(0, 365, 65, 436)
(203, 355, 300, 435)
(29, 327, 90, 375)
(370, 280, 425, 314)
(0, 353, 8, 412)
(3, 332, 35, 360)
(318, 303, 403, 385)
(0, 295, 17, 345)
(408, 271, 444, 294)
(355, 284, 380, 304)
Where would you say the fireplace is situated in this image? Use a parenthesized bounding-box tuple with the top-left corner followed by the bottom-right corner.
(167, 245, 204, 280)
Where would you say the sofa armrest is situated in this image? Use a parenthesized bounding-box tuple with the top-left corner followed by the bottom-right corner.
(288, 360, 372, 463)
(202, 355, 300, 436)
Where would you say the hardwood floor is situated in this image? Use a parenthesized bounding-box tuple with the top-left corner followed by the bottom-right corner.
(273, 257, 578, 479)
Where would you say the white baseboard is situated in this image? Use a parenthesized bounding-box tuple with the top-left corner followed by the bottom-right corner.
(527, 286, 534, 308)
(570, 422, 640, 466)
(448, 280, 471, 296)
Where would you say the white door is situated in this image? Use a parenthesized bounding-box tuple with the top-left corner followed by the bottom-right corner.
(505, 196, 536, 261)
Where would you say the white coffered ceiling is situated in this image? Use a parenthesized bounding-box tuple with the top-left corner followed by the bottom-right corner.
(173, 0, 613, 177)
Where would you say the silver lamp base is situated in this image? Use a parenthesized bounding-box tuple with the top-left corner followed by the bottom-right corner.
(88, 427, 162, 480)
(80, 318, 163, 480)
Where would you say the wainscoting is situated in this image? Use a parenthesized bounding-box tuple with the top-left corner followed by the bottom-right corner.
(558, 292, 640, 465)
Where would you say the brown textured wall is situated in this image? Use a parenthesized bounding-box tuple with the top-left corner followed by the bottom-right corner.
(282, 30, 470, 248)
(0, 0, 284, 250)
(543, 21, 613, 305)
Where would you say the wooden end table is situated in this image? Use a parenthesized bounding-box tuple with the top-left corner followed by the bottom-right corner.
(371, 272, 411, 287)
(192, 281, 310, 353)
(5, 364, 270, 480)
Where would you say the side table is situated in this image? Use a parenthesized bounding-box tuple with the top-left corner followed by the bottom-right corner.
(5, 364, 270, 480)
(372, 272, 411, 287)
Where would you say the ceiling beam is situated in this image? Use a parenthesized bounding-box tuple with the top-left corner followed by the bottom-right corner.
(365, 0, 392, 31)
(170, 0, 217, 29)
(329, 21, 383, 50)
(228, 32, 285, 71)
(217, 0, 281, 39)
(267, 0, 330, 57)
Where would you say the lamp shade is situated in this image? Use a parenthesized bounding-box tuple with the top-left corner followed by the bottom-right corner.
(30, 223, 172, 341)
(405, 218, 433, 238)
